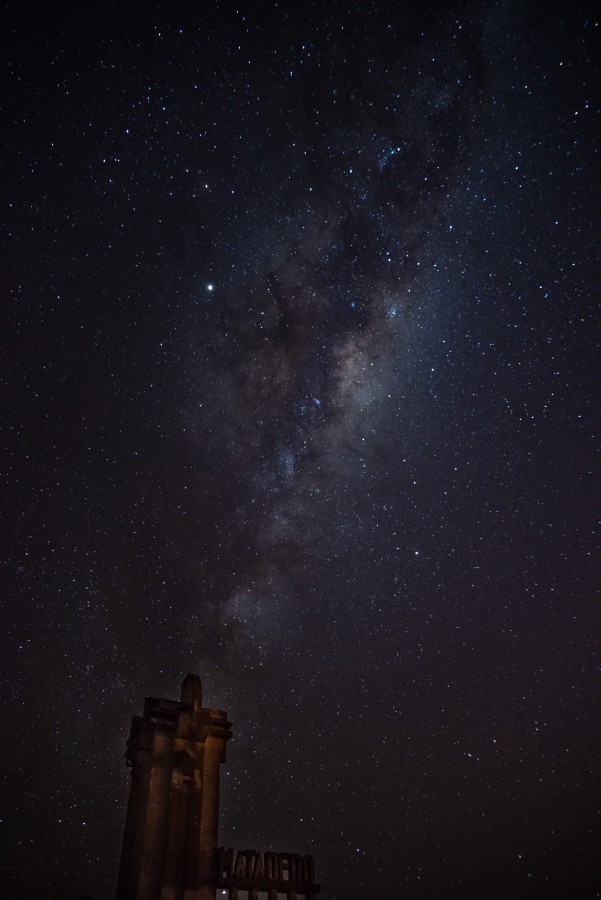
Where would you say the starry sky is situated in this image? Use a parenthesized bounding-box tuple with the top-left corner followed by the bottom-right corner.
(1, 2, 599, 898)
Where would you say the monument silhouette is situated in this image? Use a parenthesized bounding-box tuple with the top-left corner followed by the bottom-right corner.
(117, 674, 320, 900)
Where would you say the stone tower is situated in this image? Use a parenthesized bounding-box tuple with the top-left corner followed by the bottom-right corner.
(116, 674, 232, 900)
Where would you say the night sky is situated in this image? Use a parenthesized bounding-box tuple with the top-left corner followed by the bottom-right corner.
(2, 2, 599, 898)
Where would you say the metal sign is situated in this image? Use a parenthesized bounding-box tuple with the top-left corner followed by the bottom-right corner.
(217, 848, 321, 898)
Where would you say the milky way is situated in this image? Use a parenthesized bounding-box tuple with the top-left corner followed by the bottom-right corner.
(179, 9, 489, 666)
(2, 3, 599, 899)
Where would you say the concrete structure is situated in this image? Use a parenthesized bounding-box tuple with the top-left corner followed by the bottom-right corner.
(116, 674, 232, 900)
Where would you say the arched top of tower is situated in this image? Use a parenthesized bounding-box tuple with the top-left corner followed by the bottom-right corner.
(180, 673, 203, 711)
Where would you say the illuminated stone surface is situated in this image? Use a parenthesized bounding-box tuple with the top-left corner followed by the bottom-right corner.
(116, 674, 232, 900)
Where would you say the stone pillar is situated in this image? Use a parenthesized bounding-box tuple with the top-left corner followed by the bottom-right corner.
(116, 674, 232, 900)
(197, 731, 225, 896)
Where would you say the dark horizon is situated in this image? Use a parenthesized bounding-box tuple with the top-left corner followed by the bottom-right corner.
(1, 1, 598, 898)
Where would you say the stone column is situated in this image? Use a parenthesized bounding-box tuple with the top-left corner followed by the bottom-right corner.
(196, 712, 231, 900)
